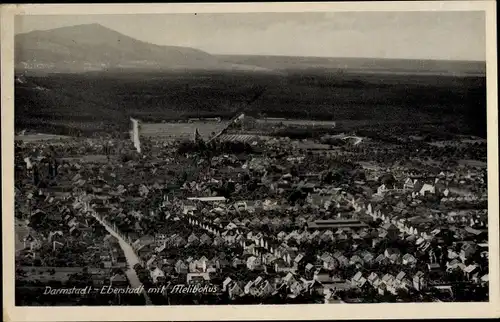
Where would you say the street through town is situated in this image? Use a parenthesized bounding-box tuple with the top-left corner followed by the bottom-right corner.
(91, 213, 152, 305)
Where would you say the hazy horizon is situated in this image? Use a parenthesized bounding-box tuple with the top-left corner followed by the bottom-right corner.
(15, 11, 486, 61)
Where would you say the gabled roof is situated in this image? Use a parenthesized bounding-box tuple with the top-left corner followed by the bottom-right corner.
(464, 264, 478, 273)
(352, 271, 363, 281)
(151, 267, 165, 278)
(111, 274, 128, 282)
(382, 223, 398, 231)
(367, 272, 378, 282)
(229, 282, 243, 293)
(414, 271, 425, 278)
(402, 253, 416, 261)
(396, 271, 406, 280)
(284, 272, 295, 283)
(294, 253, 304, 263)
(244, 280, 254, 291)
(223, 276, 233, 287)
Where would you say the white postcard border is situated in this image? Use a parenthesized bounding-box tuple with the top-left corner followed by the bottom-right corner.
(2, 2, 498, 321)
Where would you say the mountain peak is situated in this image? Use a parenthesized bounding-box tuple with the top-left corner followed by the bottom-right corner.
(51, 23, 115, 32)
(15, 23, 275, 73)
(18, 23, 115, 37)
(39, 23, 125, 38)
(15, 23, 224, 71)
(77, 23, 106, 28)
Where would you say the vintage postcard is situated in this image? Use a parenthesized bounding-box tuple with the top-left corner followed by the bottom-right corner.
(2, 1, 499, 321)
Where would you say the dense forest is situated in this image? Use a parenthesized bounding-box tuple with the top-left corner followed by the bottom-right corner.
(15, 69, 486, 138)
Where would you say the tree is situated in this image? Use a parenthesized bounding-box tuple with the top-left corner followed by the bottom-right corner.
(379, 173, 396, 187)
(288, 189, 306, 205)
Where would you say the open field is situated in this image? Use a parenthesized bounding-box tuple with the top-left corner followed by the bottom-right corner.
(458, 159, 488, 168)
(15, 134, 72, 142)
(15, 68, 486, 138)
(140, 121, 231, 140)
(255, 119, 337, 127)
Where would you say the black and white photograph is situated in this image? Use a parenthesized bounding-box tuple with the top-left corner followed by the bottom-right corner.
(2, 1, 499, 321)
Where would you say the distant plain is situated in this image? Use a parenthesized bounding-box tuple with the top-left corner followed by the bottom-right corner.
(14, 24, 487, 139)
(15, 68, 486, 139)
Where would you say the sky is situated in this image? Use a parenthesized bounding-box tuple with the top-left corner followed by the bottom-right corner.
(14, 11, 486, 61)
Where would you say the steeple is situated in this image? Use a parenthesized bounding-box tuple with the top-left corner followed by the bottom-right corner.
(194, 128, 201, 142)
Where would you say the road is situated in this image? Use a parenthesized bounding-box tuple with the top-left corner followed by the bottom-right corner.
(342, 136, 363, 146)
(91, 214, 152, 305)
